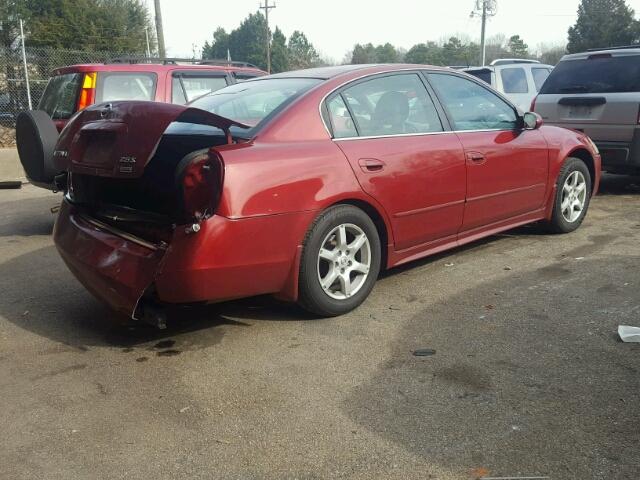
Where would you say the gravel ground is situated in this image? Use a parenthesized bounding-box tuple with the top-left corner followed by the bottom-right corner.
(0, 176, 639, 480)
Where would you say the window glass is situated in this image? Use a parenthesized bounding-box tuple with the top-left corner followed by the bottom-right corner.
(190, 78, 320, 130)
(429, 73, 518, 131)
(172, 75, 228, 104)
(501, 68, 528, 93)
(38, 73, 83, 119)
(327, 95, 357, 138)
(531, 68, 551, 91)
(466, 69, 492, 85)
(233, 72, 264, 82)
(540, 55, 640, 94)
(340, 74, 442, 136)
(96, 72, 156, 102)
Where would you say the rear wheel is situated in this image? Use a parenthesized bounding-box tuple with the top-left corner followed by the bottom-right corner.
(298, 205, 381, 316)
(546, 157, 592, 233)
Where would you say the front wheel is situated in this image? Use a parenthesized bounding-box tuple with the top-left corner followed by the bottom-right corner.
(298, 205, 381, 316)
(546, 157, 592, 233)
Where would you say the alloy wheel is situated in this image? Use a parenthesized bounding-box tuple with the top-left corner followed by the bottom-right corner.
(561, 170, 587, 223)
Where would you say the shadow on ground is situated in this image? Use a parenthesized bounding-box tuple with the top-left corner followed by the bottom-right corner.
(343, 256, 640, 478)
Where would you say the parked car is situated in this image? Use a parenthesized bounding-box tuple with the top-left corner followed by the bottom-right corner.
(464, 59, 553, 112)
(37, 57, 267, 131)
(19, 58, 266, 188)
(18, 64, 600, 323)
(532, 46, 640, 175)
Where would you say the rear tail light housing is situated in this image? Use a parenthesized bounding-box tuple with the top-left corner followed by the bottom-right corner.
(530, 95, 538, 112)
(77, 72, 97, 111)
(177, 149, 224, 222)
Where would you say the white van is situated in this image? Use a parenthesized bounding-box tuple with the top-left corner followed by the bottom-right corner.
(463, 59, 553, 112)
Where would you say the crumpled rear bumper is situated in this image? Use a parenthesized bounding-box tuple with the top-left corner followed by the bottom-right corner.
(53, 200, 166, 317)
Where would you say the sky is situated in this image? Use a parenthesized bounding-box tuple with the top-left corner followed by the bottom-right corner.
(149, 0, 640, 62)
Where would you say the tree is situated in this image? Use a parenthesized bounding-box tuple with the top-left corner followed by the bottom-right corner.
(202, 27, 230, 60)
(374, 43, 401, 63)
(270, 27, 288, 73)
(539, 45, 567, 65)
(287, 30, 319, 69)
(351, 43, 375, 64)
(405, 42, 444, 65)
(567, 0, 640, 53)
(507, 35, 529, 57)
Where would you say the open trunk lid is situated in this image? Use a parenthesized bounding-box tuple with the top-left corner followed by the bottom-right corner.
(54, 100, 248, 177)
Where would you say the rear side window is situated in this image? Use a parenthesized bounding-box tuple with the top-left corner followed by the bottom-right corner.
(172, 74, 229, 104)
(500, 68, 528, 93)
(327, 95, 358, 138)
(38, 73, 82, 119)
(540, 55, 640, 94)
(466, 70, 492, 85)
(95, 72, 157, 103)
(340, 73, 443, 136)
(532, 68, 551, 91)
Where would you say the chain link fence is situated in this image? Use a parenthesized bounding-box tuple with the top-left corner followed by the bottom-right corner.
(0, 46, 138, 147)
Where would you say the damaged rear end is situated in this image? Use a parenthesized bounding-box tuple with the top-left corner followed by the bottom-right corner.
(52, 101, 248, 322)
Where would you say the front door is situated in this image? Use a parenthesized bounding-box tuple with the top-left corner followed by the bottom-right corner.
(326, 72, 467, 251)
(428, 73, 549, 232)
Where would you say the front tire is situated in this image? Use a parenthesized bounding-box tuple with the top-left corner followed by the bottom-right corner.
(298, 205, 381, 316)
(546, 157, 592, 233)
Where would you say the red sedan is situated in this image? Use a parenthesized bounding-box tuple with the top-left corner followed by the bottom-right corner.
(40, 64, 600, 322)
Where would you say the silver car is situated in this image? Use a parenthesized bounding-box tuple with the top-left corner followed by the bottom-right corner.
(464, 60, 553, 112)
(533, 46, 640, 175)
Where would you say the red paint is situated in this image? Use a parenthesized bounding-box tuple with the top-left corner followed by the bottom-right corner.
(52, 65, 602, 317)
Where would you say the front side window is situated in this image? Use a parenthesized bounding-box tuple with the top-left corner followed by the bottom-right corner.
(429, 73, 518, 131)
(501, 68, 528, 94)
(172, 74, 229, 104)
(339, 73, 443, 137)
(95, 72, 157, 103)
(531, 67, 551, 92)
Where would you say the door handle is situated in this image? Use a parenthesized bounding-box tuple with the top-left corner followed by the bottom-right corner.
(466, 152, 486, 165)
(358, 158, 385, 172)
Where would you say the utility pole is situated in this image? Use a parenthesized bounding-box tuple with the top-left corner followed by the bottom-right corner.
(471, 0, 496, 66)
(19, 19, 32, 110)
(260, 0, 276, 73)
(144, 27, 151, 58)
(154, 0, 166, 58)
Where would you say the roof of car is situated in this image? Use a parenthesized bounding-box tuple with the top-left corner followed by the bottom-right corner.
(265, 63, 449, 80)
(53, 62, 267, 76)
(562, 47, 640, 61)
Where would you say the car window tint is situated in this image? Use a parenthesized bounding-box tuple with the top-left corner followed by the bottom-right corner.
(96, 72, 157, 102)
(327, 95, 357, 138)
(172, 75, 228, 104)
(38, 73, 83, 119)
(541, 55, 640, 94)
(531, 68, 551, 92)
(466, 69, 492, 85)
(341, 73, 443, 137)
(501, 68, 528, 94)
(429, 73, 518, 131)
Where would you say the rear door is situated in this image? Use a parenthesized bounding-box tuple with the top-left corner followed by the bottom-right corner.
(328, 72, 467, 251)
(170, 71, 230, 104)
(534, 52, 640, 143)
(428, 72, 548, 231)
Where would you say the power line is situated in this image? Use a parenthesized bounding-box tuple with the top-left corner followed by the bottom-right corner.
(260, 0, 276, 73)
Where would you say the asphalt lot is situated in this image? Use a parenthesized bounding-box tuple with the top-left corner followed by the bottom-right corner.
(1, 177, 639, 480)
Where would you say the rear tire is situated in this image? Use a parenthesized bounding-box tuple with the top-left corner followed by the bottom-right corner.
(298, 205, 381, 317)
(546, 157, 592, 234)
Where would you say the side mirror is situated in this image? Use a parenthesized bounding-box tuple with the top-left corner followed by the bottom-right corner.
(523, 111, 543, 130)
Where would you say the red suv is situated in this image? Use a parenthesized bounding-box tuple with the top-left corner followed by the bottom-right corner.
(37, 58, 267, 131)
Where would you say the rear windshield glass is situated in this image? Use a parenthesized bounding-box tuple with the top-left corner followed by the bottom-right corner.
(466, 70, 492, 85)
(95, 72, 157, 102)
(38, 73, 82, 119)
(501, 67, 528, 93)
(540, 55, 640, 94)
(189, 77, 321, 129)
